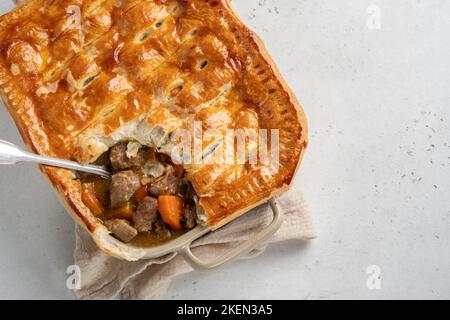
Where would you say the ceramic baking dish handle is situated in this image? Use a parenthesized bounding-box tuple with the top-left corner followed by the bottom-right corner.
(178, 199, 283, 271)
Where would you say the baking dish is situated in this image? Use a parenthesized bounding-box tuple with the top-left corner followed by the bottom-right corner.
(0, 0, 307, 268)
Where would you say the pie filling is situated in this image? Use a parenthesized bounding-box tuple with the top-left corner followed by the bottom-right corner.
(80, 141, 202, 246)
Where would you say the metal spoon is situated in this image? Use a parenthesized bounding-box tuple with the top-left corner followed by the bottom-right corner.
(0, 139, 111, 179)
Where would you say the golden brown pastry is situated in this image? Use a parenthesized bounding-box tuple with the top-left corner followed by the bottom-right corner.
(0, 0, 307, 260)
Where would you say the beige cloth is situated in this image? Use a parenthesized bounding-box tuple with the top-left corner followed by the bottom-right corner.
(73, 187, 315, 300)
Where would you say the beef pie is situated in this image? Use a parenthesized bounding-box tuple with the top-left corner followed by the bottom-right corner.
(0, 0, 308, 260)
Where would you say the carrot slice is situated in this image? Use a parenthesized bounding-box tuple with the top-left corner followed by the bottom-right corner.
(158, 195, 183, 230)
(134, 185, 148, 203)
(105, 202, 134, 221)
(81, 183, 104, 216)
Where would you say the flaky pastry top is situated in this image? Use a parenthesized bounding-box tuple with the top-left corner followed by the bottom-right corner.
(0, 0, 307, 227)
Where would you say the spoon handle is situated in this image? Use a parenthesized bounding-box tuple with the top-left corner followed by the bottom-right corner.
(0, 139, 111, 179)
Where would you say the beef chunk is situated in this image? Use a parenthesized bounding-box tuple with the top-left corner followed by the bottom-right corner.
(133, 196, 158, 232)
(110, 142, 146, 171)
(105, 219, 138, 242)
(154, 220, 171, 240)
(148, 173, 182, 196)
(110, 170, 141, 208)
(183, 206, 198, 229)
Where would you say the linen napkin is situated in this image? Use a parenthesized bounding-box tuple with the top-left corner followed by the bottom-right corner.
(73, 187, 315, 300)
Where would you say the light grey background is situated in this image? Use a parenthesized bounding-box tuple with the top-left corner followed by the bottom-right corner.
(0, 0, 449, 299)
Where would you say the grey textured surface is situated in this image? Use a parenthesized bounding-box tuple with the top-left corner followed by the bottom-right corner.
(0, 0, 449, 299)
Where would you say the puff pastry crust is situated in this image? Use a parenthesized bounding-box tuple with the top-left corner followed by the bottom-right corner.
(0, 0, 307, 259)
